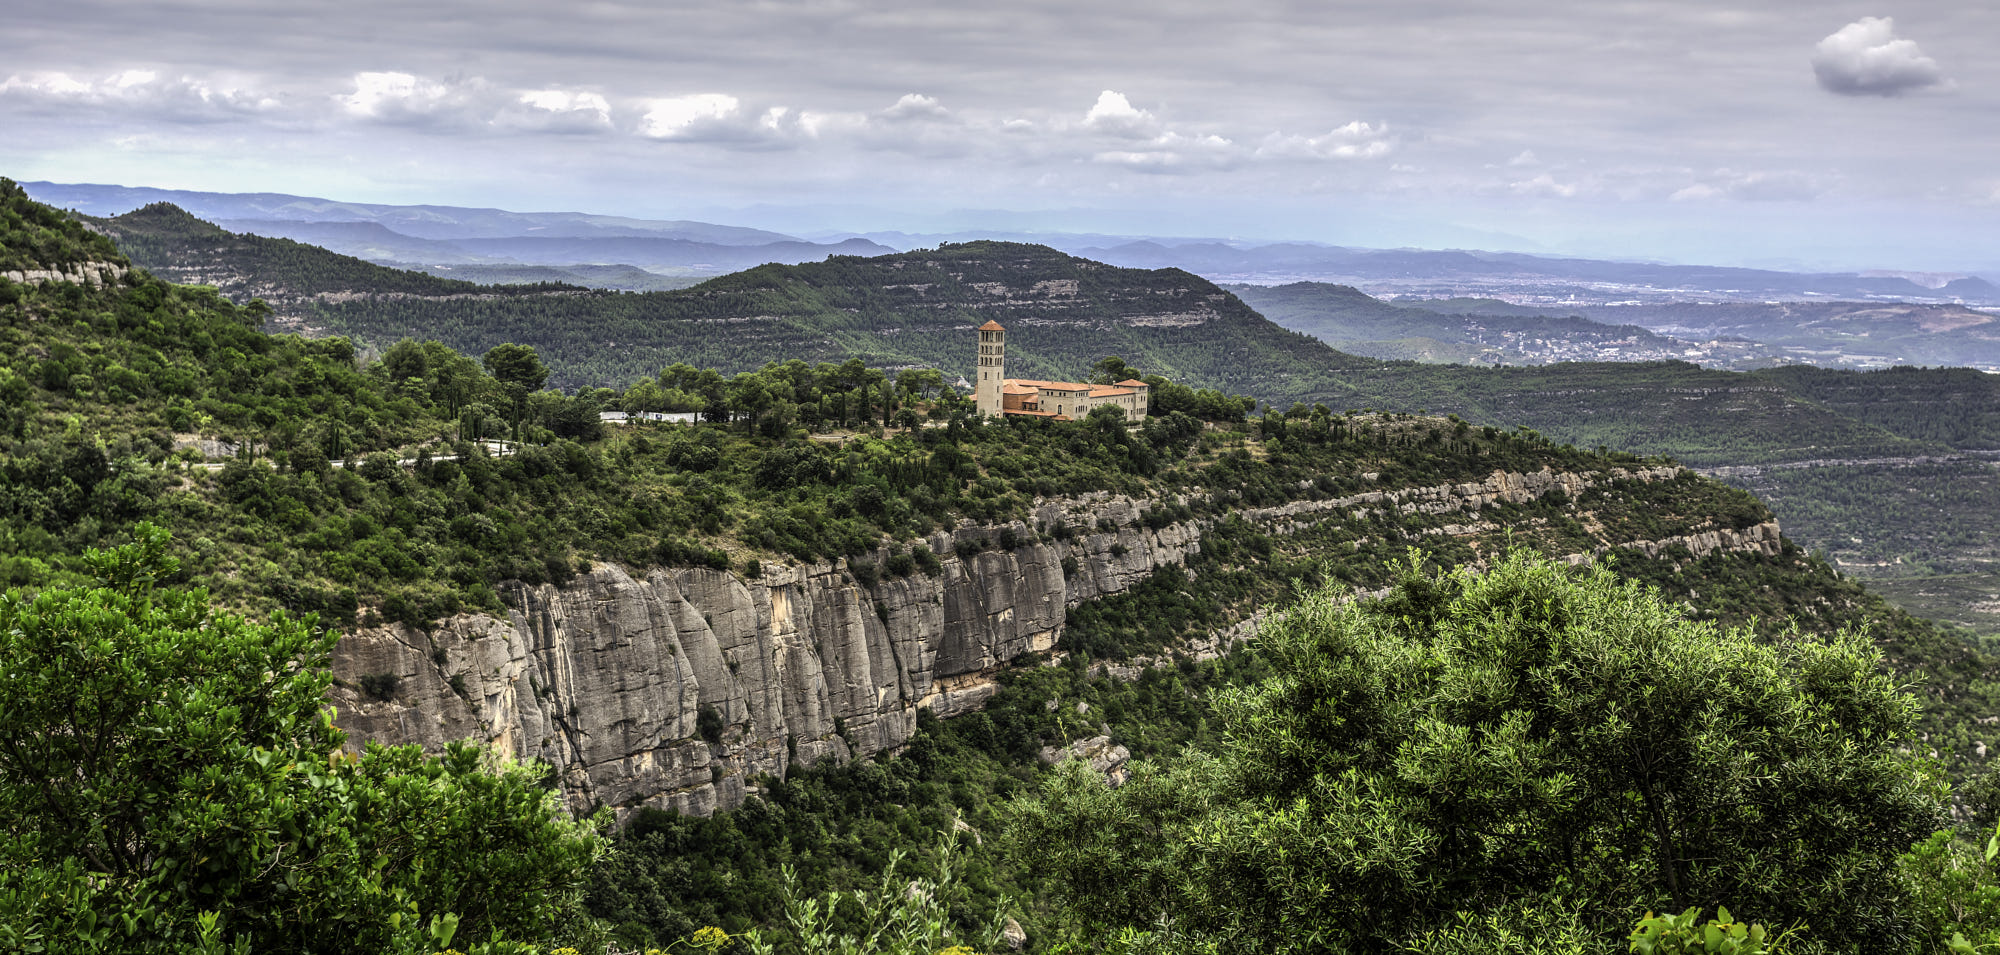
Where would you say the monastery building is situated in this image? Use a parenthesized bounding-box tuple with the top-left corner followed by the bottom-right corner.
(973, 320, 1149, 422)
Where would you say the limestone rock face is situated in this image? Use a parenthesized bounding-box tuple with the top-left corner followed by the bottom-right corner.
(328, 470, 1777, 818)
(330, 497, 1194, 817)
(1, 261, 128, 286)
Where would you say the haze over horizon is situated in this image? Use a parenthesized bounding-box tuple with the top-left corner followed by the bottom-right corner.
(5, 1, 1995, 274)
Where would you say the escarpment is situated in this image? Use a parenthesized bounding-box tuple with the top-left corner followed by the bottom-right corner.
(329, 465, 1779, 817)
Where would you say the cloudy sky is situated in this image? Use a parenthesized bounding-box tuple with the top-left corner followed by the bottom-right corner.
(3, 1, 1994, 271)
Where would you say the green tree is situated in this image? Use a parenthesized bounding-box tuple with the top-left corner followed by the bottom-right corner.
(1092, 356, 1136, 384)
(1007, 551, 1945, 954)
(0, 526, 606, 954)
(484, 342, 549, 438)
(482, 342, 549, 393)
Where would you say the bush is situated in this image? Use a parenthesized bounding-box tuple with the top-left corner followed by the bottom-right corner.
(1007, 551, 1944, 953)
(849, 558, 879, 588)
(0, 526, 606, 954)
(360, 672, 401, 701)
(697, 705, 725, 745)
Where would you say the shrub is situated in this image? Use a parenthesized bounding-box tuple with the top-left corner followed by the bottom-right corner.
(360, 672, 401, 701)
(0, 526, 606, 954)
(1007, 551, 1944, 953)
(849, 558, 879, 588)
(697, 705, 725, 745)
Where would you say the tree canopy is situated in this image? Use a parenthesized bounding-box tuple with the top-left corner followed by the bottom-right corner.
(0, 525, 605, 955)
(1006, 551, 1948, 954)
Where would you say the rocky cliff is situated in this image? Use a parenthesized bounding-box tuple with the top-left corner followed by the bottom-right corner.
(329, 464, 1777, 817)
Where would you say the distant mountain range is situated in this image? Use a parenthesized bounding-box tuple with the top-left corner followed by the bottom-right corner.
(24, 180, 893, 277)
(1076, 241, 2000, 308)
(23, 181, 801, 244)
(29, 182, 2000, 309)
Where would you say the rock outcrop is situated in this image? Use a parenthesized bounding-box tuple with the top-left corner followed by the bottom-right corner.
(332, 493, 1194, 817)
(2, 261, 128, 287)
(1039, 735, 1134, 787)
(329, 465, 1780, 817)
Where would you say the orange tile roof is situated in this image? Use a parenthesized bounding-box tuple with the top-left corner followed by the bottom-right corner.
(1001, 383, 1038, 395)
(1115, 379, 1149, 387)
(978, 320, 1005, 331)
(1003, 409, 1068, 419)
(1088, 387, 1137, 398)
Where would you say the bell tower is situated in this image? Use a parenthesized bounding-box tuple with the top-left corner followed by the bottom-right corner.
(975, 320, 1005, 417)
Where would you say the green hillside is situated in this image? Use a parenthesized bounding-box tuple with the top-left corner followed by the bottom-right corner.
(19, 176, 2000, 954)
(87, 201, 577, 301)
(91, 212, 1966, 468)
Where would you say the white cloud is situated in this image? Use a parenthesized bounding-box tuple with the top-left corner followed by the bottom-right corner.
(1670, 170, 1825, 202)
(880, 93, 950, 122)
(637, 93, 743, 139)
(500, 89, 614, 133)
(1256, 121, 1392, 161)
(1812, 17, 1948, 97)
(1508, 150, 1539, 167)
(1510, 173, 1579, 198)
(0, 69, 278, 120)
(1092, 131, 1238, 174)
(1082, 90, 1160, 138)
(338, 71, 477, 122)
(518, 89, 610, 118)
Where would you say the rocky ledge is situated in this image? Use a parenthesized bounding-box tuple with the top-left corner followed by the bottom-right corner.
(329, 466, 1779, 818)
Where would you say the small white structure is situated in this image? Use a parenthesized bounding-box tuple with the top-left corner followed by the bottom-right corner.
(601, 411, 700, 425)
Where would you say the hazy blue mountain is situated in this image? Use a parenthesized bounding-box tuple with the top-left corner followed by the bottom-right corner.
(441, 235, 895, 270)
(32, 180, 1999, 309)
(412, 263, 704, 292)
(20, 181, 802, 244)
(214, 218, 484, 263)
(1227, 281, 1735, 367)
(1077, 242, 2000, 307)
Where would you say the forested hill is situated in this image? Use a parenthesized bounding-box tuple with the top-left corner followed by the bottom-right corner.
(0, 179, 122, 272)
(85, 201, 581, 302)
(225, 232, 1372, 396)
(75, 194, 1997, 472)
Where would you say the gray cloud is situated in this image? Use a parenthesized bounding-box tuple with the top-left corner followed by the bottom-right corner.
(2, 1, 1997, 269)
(1812, 17, 1948, 97)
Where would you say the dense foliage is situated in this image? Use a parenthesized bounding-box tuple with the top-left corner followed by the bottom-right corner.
(0, 527, 605, 954)
(0, 178, 122, 271)
(1006, 552, 1949, 954)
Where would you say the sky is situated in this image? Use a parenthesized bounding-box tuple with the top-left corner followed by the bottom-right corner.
(3, 1, 1995, 272)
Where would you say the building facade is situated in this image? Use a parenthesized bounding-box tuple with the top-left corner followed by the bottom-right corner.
(972, 320, 1149, 422)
